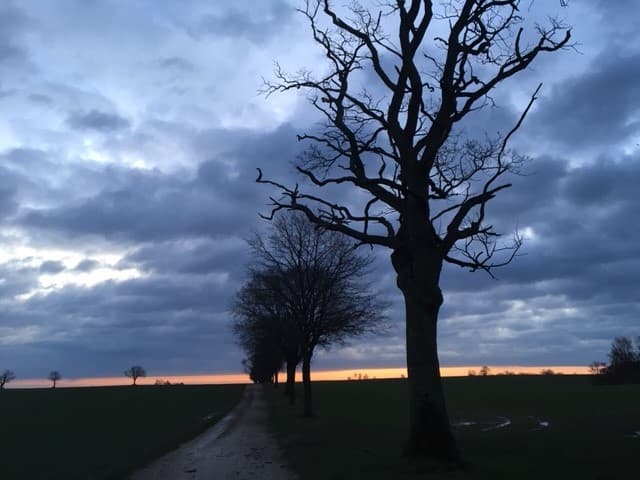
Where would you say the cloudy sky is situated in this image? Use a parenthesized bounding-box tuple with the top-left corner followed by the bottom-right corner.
(1, 0, 638, 381)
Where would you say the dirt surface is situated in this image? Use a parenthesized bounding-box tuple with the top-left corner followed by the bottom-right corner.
(129, 384, 295, 480)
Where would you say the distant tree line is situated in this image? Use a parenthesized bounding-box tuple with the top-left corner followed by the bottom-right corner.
(232, 213, 386, 417)
(0, 366, 154, 389)
(591, 336, 640, 384)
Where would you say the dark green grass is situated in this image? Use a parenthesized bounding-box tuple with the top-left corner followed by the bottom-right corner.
(0, 383, 245, 480)
(266, 376, 640, 479)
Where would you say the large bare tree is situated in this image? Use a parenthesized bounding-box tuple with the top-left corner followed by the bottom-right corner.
(258, 0, 570, 462)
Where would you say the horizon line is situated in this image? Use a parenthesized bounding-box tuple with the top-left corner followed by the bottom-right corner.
(5, 365, 592, 389)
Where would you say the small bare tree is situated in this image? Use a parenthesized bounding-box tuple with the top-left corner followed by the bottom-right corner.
(258, 0, 570, 463)
(48, 371, 61, 388)
(0, 369, 16, 389)
(124, 366, 146, 386)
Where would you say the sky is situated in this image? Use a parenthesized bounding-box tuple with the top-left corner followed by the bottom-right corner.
(1, 0, 639, 383)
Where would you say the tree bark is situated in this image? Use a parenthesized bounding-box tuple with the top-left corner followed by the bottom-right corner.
(285, 358, 296, 405)
(302, 352, 313, 418)
(392, 232, 460, 464)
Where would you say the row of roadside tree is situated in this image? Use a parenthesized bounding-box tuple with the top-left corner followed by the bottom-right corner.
(231, 212, 386, 417)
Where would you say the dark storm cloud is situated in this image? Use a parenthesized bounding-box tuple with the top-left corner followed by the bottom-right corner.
(17, 124, 301, 243)
(530, 51, 640, 149)
(66, 110, 131, 133)
(73, 259, 100, 272)
(2, 0, 639, 381)
(157, 56, 195, 72)
(0, 270, 241, 377)
(431, 151, 640, 365)
(0, 3, 29, 67)
(0, 184, 17, 219)
(0, 261, 38, 299)
(195, 1, 294, 44)
(125, 238, 249, 279)
(39, 260, 65, 274)
(28, 93, 53, 105)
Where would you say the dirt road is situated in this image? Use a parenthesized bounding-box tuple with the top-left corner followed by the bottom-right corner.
(129, 384, 295, 480)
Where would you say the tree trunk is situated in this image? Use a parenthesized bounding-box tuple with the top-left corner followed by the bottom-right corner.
(285, 358, 296, 405)
(273, 370, 279, 387)
(392, 242, 460, 465)
(302, 352, 313, 418)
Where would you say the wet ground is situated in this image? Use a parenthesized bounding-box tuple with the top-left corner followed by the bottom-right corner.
(129, 384, 295, 480)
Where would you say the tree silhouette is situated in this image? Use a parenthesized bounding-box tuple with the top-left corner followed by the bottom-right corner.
(124, 366, 146, 386)
(609, 336, 637, 366)
(257, 0, 570, 462)
(600, 336, 640, 383)
(0, 370, 16, 389)
(48, 371, 61, 388)
(233, 212, 385, 416)
(234, 269, 292, 392)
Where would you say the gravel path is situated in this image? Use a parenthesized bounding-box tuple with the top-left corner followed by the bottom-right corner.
(129, 384, 295, 480)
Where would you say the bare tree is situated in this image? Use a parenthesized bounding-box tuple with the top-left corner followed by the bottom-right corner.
(124, 366, 146, 386)
(257, 0, 570, 462)
(609, 336, 637, 366)
(233, 269, 295, 394)
(233, 213, 386, 417)
(0, 369, 16, 389)
(48, 371, 61, 388)
(479, 365, 490, 376)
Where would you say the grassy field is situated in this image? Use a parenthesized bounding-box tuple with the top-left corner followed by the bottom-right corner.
(266, 376, 640, 479)
(0, 383, 245, 479)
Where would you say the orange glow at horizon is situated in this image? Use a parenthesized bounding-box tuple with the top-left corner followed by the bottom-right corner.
(8, 365, 591, 389)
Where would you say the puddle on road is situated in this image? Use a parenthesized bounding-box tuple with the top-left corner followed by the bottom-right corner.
(482, 416, 511, 431)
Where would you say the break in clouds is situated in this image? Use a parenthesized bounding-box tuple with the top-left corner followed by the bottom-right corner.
(1, 0, 639, 379)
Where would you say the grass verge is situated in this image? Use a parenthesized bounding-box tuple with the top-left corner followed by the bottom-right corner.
(266, 376, 639, 479)
(0, 383, 245, 479)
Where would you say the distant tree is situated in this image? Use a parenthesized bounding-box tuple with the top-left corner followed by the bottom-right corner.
(479, 366, 490, 377)
(467, 370, 476, 377)
(604, 336, 640, 383)
(124, 366, 146, 386)
(540, 369, 555, 376)
(592, 337, 640, 384)
(0, 370, 16, 389)
(233, 212, 386, 416)
(257, 0, 570, 463)
(589, 361, 606, 375)
(609, 336, 637, 366)
(48, 371, 61, 388)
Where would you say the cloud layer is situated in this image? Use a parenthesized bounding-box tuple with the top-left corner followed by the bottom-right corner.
(1, 0, 638, 380)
